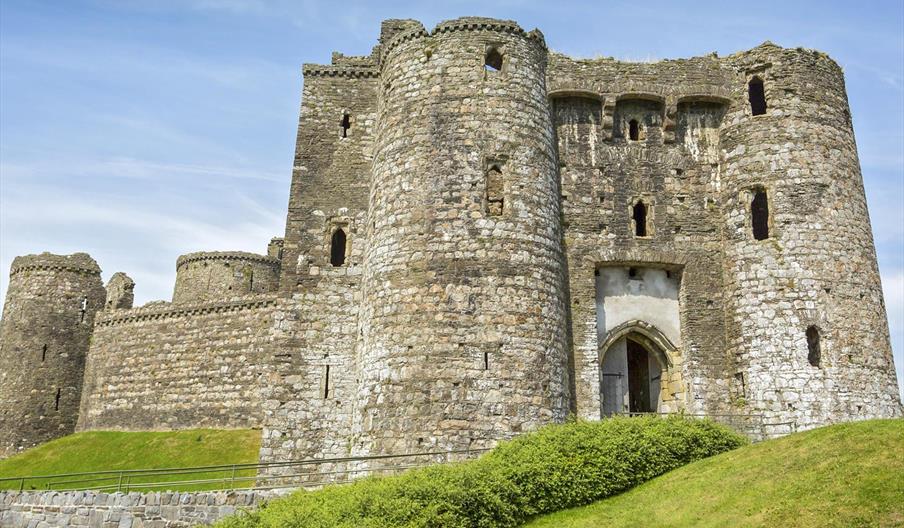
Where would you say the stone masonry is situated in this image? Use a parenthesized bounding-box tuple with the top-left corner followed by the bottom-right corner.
(0, 17, 900, 465)
(0, 489, 274, 528)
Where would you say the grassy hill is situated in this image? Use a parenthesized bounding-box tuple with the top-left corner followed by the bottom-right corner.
(0, 428, 261, 492)
(525, 419, 904, 528)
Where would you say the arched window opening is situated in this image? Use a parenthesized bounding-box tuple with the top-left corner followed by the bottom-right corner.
(330, 228, 347, 267)
(633, 200, 648, 237)
(748, 77, 767, 116)
(486, 166, 504, 216)
(340, 113, 351, 138)
(628, 119, 640, 141)
(806, 326, 821, 367)
(751, 190, 769, 240)
(485, 48, 503, 71)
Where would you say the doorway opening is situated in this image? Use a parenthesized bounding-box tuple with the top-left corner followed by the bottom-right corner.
(601, 335, 663, 416)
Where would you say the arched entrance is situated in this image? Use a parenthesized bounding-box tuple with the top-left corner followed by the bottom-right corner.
(599, 321, 675, 417)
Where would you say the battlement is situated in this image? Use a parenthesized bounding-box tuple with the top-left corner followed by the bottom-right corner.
(95, 294, 278, 327)
(9, 252, 101, 277)
(175, 251, 280, 269)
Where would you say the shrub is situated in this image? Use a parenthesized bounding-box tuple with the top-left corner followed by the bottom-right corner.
(216, 416, 746, 528)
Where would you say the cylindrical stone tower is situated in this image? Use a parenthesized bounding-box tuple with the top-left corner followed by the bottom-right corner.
(720, 44, 902, 433)
(0, 253, 105, 457)
(172, 251, 281, 304)
(352, 17, 571, 456)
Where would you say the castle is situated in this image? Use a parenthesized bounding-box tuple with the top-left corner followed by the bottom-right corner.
(1, 18, 901, 464)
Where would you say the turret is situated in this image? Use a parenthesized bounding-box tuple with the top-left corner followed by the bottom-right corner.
(0, 253, 105, 457)
(719, 44, 902, 431)
(352, 17, 571, 455)
(172, 251, 281, 304)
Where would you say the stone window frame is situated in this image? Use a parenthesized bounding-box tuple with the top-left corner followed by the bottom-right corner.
(613, 94, 666, 143)
(801, 316, 829, 368)
(483, 43, 507, 75)
(483, 155, 510, 218)
(325, 217, 353, 268)
(742, 185, 774, 242)
(745, 67, 771, 118)
(629, 195, 655, 238)
(339, 109, 352, 139)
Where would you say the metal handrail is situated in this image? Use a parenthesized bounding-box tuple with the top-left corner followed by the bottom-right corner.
(1, 447, 492, 493)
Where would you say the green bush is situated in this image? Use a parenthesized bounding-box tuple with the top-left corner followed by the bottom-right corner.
(217, 416, 746, 528)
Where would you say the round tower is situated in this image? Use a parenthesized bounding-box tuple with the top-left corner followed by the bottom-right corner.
(719, 44, 902, 433)
(172, 251, 281, 304)
(0, 253, 105, 456)
(353, 17, 571, 455)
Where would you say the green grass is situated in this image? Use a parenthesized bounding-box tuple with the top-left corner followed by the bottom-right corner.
(525, 419, 904, 528)
(216, 416, 746, 528)
(0, 428, 261, 492)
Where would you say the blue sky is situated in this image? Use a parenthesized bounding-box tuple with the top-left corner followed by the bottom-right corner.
(1, 0, 902, 395)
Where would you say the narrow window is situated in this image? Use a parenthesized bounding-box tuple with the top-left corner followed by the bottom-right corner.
(751, 190, 769, 240)
(628, 119, 640, 141)
(330, 228, 347, 267)
(41, 344, 47, 362)
(249, 268, 254, 292)
(806, 326, 821, 367)
(79, 297, 87, 323)
(340, 113, 351, 138)
(486, 166, 504, 216)
(633, 200, 648, 237)
(485, 48, 503, 71)
(323, 365, 331, 398)
(54, 388, 61, 411)
(483, 351, 489, 370)
(749, 77, 767, 116)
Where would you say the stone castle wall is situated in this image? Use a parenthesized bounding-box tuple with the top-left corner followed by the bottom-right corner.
(77, 295, 278, 431)
(353, 18, 571, 457)
(0, 17, 900, 466)
(0, 489, 274, 528)
(0, 253, 106, 457)
(257, 277, 360, 469)
(546, 52, 738, 420)
(719, 45, 902, 430)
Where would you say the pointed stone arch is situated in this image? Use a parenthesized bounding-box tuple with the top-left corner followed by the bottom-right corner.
(598, 319, 685, 416)
(599, 319, 678, 369)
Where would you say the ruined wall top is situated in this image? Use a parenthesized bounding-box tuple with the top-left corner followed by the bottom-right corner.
(9, 252, 101, 277)
(175, 251, 280, 270)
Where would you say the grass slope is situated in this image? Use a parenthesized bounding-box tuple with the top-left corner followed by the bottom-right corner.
(0, 429, 261, 492)
(525, 419, 904, 528)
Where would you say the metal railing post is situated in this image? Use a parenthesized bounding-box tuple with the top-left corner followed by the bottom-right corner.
(117, 472, 123, 492)
(230, 465, 236, 490)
